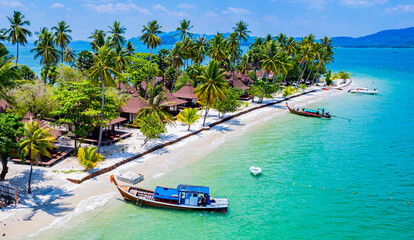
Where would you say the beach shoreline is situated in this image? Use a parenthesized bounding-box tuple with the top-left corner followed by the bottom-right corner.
(0, 81, 353, 239)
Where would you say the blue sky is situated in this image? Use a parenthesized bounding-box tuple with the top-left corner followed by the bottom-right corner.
(0, 0, 413, 40)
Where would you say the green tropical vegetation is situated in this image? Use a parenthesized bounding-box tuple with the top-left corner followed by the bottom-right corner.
(77, 146, 104, 171)
(20, 120, 56, 193)
(177, 108, 199, 131)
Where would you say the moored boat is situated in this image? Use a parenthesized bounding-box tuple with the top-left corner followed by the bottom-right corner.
(286, 103, 331, 119)
(250, 166, 262, 176)
(348, 87, 377, 95)
(110, 175, 228, 212)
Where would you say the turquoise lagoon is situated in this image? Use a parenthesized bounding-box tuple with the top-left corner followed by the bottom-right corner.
(32, 48, 414, 239)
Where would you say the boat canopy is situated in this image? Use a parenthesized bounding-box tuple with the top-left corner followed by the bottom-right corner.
(177, 185, 209, 194)
(303, 109, 319, 114)
(154, 187, 179, 200)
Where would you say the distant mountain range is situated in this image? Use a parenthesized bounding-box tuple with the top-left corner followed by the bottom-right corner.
(331, 27, 414, 48)
(70, 27, 414, 48)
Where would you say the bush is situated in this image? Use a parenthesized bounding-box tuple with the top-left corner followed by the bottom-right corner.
(77, 146, 103, 171)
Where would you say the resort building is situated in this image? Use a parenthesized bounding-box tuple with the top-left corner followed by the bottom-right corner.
(172, 82, 197, 107)
(0, 98, 12, 114)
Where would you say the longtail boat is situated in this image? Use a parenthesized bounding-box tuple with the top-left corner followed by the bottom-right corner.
(110, 175, 228, 212)
(286, 103, 331, 119)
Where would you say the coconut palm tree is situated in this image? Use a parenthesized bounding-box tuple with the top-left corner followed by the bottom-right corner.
(63, 47, 76, 66)
(88, 46, 118, 153)
(4, 11, 32, 64)
(233, 20, 251, 42)
(174, 19, 194, 40)
(107, 21, 126, 50)
(193, 36, 208, 65)
(0, 29, 6, 48)
(194, 61, 228, 126)
(276, 33, 288, 48)
(77, 146, 103, 171)
(115, 46, 127, 89)
(124, 41, 135, 56)
(31, 28, 59, 84)
(208, 33, 228, 63)
(134, 82, 175, 125)
(181, 37, 195, 69)
(177, 108, 199, 131)
(52, 21, 72, 64)
(228, 33, 241, 79)
(89, 29, 106, 51)
(0, 54, 20, 104)
(140, 20, 162, 98)
(312, 36, 334, 83)
(170, 42, 184, 91)
(20, 120, 56, 194)
(260, 41, 279, 103)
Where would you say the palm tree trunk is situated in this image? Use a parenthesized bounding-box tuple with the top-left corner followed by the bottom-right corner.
(202, 99, 209, 127)
(312, 63, 321, 85)
(298, 61, 307, 84)
(305, 59, 315, 82)
(61, 47, 64, 64)
(27, 147, 32, 194)
(0, 155, 8, 181)
(171, 68, 178, 92)
(97, 74, 104, 153)
(260, 73, 269, 103)
(145, 46, 152, 99)
(16, 44, 19, 65)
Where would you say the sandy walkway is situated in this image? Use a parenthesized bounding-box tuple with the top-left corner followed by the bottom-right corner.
(0, 82, 353, 239)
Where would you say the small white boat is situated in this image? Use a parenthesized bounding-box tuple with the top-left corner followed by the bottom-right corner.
(348, 87, 377, 95)
(250, 166, 262, 176)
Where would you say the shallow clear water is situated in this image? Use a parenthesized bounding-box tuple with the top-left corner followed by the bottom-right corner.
(34, 48, 414, 239)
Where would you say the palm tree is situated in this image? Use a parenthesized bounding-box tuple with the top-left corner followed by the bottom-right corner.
(115, 47, 127, 89)
(52, 21, 72, 64)
(174, 19, 194, 40)
(63, 47, 76, 66)
(0, 29, 6, 48)
(124, 41, 135, 56)
(260, 41, 279, 103)
(228, 33, 241, 79)
(134, 83, 175, 125)
(88, 46, 118, 153)
(181, 37, 195, 69)
(0, 54, 20, 104)
(194, 61, 228, 126)
(170, 42, 184, 91)
(31, 27, 59, 84)
(4, 11, 32, 64)
(89, 29, 106, 51)
(77, 146, 103, 171)
(193, 36, 208, 65)
(233, 21, 251, 42)
(208, 33, 228, 63)
(312, 36, 334, 83)
(140, 20, 162, 98)
(177, 108, 199, 131)
(107, 21, 126, 50)
(20, 120, 56, 194)
(276, 33, 288, 48)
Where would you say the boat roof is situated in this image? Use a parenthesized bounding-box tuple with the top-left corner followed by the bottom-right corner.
(154, 187, 179, 200)
(303, 108, 319, 114)
(177, 185, 209, 194)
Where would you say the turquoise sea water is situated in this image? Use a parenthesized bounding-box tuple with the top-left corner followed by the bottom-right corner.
(33, 48, 414, 239)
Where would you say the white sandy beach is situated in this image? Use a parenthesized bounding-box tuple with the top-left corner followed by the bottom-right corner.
(0, 81, 353, 239)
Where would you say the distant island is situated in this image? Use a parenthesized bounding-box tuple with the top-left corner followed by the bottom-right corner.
(127, 27, 414, 48)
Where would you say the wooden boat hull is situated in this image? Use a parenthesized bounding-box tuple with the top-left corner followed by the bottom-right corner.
(286, 103, 331, 119)
(111, 176, 228, 212)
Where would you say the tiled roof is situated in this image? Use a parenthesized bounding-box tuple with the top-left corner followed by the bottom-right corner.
(173, 82, 197, 100)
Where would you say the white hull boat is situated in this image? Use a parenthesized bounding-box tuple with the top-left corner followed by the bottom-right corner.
(348, 88, 377, 95)
(250, 166, 262, 176)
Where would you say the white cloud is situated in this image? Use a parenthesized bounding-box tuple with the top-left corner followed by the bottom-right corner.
(340, 0, 388, 8)
(51, 3, 64, 8)
(153, 4, 167, 11)
(153, 4, 189, 17)
(178, 3, 196, 9)
(293, 0, 329, 10)
(204, 11, 220, 19)
(386, 4, 414, 13)
(0, 1, 25, 8)
(86, 3, 150, 14)
(264, 14, 278, 22)
(222, 7, 250, 15)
